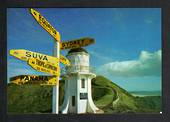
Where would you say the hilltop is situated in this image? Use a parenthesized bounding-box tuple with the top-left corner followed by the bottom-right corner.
(7, 75, 161, 113)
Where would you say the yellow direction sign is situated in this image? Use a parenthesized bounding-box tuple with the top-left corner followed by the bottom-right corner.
(30, 8, 61, 42)
(60, 37, 95, 50)
(10, 49, 58, 66)
(10, 75, 58, 85)
(10, 49, 70, 66)
(60, 54, 70, 66)
(28, 58, 60, 76)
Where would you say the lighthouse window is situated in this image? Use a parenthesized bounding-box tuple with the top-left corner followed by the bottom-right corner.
(72, 96, 75, 106)
(80, 93, 88, 99)
(81, 78, 85, 88)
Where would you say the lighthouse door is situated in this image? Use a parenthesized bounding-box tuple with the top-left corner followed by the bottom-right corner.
(77, 77, 88, 113)
(69, 95, 76, 113)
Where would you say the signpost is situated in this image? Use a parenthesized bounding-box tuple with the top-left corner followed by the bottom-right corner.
(28, 58, 60, 76)
(10, 75, 58, 85)
(9, 8, 95, 114)
(52, 40, 60, 114)
(60, 37, 95, 50)
(30, 8, 60, 42)
(30, 8, 61, 114)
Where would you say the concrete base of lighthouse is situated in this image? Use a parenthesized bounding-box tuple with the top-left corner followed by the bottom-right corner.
(60, 72, 103, 114)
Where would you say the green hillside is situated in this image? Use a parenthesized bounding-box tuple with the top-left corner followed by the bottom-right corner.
(7, 75, 161, 114)
(92, 76, 161, 113)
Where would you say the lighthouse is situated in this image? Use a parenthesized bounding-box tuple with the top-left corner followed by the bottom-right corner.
(60, 48, 102, 114)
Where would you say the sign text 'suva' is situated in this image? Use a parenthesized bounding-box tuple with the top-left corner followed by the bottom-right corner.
(26, 51, 48, 61)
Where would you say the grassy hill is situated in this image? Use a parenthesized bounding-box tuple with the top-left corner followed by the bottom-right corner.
(92, 76, 161, 113)
(7, 75, 161, 114)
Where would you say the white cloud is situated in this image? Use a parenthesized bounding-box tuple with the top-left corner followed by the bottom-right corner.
(97, 50, 161, 77)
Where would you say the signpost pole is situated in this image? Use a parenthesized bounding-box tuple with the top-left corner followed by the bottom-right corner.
(52, 40, 60, 114)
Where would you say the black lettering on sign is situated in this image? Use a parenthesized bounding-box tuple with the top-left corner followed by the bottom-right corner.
(30, 76, 34, 81)
(32, 53, 37, 58)
(46, 22, 50, 31)
(49, 24, 52, 30)
(35, 59, 58, 72)
(39, 76, 44, 81)
(84, 39, 89, 46)
(46, 22, 49, 28)
(43, 56, 48, 61)
(36, 59, 45, 67)
(41, 61, 45, 67)
(30, 76, 35, 81)
(39, 14, 42, 21)
(19, 76, 50, 84)
(66, 42, 69, 47)
(62, 43, 66, 48)
(27, 52, 48, 61)
(81, 39, 85, 46)
(26, 51, 31, 57)
(35, 76, 39, 81)
(73, 41, 77, 47)
(33, 12, 36, 16)
(40, 76, 44, 81)
(36, 59, 40, 66)
(70, 41, 74, 46)
(47, 64, 52, 70)
(53, 30, 56, 35)
(44, 76, 48, 81)
(20, 75, 25, 80)
(24, 76, 29, 81)
(77, 39, 81, 45)
(39, 76, 42, 81)
(73, 41, 76, 46)
(46, 21, 49, 28)
(65, 42, 70, 48)
(42, 18, 45, 24)
(51, 26, 54, 31)
(38, 55, 43, 60)
(44, 63, 57, 71)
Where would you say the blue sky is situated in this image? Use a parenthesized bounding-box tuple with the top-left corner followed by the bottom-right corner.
(7, 8, 161, 91)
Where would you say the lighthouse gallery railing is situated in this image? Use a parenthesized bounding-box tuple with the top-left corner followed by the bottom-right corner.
(61, 65, 96, 74)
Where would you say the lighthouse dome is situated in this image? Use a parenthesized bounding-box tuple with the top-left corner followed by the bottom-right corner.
(68, 48, 88, 54)
(66, 48, 90, 73)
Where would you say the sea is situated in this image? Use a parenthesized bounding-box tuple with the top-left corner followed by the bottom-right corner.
(129, 91, 161, 97)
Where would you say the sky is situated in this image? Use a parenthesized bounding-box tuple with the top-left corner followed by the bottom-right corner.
(7, 8, 161, 91)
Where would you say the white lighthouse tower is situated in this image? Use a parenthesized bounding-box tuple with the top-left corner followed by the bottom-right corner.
(60, 48, 102, 114)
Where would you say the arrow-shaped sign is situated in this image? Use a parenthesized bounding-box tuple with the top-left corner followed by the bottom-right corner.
(10, 49, 70, 66)
(59, 54, 70, 66)
(30, 8, 61, 42)
(60, 37, 95, 50)
(10, 75, 58, 85)
(28, 58, 60, 76)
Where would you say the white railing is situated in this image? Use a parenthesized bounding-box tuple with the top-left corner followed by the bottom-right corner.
(61, 65, 96, 75)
